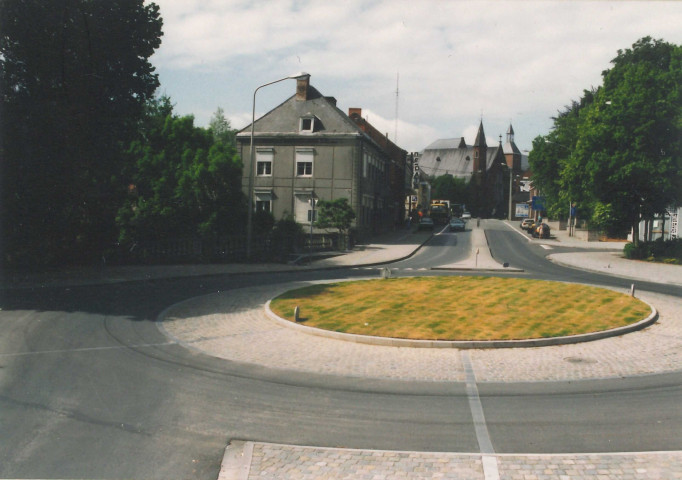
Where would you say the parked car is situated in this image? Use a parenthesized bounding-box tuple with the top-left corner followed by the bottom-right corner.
(418, 217, 435, 230)
(520, 218, 535, 230)
(449, 217, 466, 232)
(531, 223, 551, 239)
(461, 211, 472, 220)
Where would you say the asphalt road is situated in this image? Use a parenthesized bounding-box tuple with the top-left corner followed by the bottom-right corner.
(1, 222, 680, 479)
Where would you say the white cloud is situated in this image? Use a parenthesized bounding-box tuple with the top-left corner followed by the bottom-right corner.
(152, 0, 682, 152)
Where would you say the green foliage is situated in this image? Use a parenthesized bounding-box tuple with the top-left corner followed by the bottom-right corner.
(315, 198, 356, 234)
(253, 210, 275, 236)
(528, 90, 596, 219)
(530, 37, 682, 243)
(209, 107, 237, 146)
(116, 99, 246, 245)
(0, 0, 163, 267)
(623, 238, 682, 263)
(431, 174, 469, 205)
(273, 214, 305, 238)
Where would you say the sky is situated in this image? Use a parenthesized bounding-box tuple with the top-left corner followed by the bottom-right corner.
(150, 0, 682, 154)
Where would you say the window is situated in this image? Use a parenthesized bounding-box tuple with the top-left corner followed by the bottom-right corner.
(256, 148, 273, 176)
(297, 162, 312, 176)
(254, 192, 272, 212)
(256, 199, 271, 212)
(296, 148, 314, 177)
(257, 161, 271, 176)
(299, 116, 316, 133)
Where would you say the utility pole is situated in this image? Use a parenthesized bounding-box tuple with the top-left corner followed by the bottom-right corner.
(394, 71, 399, 143)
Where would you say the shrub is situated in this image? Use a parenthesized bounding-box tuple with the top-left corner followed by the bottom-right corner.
(624, 238, 682, 263)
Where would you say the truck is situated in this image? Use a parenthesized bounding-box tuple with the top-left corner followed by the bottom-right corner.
(429, 201, 451, 225)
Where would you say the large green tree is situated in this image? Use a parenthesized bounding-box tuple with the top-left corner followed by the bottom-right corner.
(571, 37, 682, 242)
(1, 0, 163, 267)
(116, 99, 246, 246)
(530, 37, 682, 241)
(528, 90, 596, 220)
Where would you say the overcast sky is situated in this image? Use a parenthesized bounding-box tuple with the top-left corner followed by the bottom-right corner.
(151, 0, 682, 154)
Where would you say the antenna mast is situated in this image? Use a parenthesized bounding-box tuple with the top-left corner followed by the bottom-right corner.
(394, 71, 399, 143)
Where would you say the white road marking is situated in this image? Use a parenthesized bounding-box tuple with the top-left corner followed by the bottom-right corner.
(461, 351, 500, 480)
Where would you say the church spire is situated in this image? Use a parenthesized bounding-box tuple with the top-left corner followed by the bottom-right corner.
(472, 120, 487, 174)
(506, 123, 515, 144)
(474, 121, 487, 147)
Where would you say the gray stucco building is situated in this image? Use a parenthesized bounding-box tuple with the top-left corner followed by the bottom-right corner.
(236, 75, 407, 240)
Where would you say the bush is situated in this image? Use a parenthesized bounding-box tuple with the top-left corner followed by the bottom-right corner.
(624, 238, 682, 264)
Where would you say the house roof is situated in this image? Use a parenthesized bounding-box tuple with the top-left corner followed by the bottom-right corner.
(236, 85, 365, 140)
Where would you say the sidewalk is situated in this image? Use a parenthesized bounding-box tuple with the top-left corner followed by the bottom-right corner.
(507, 220, 682, 287)
(2, 229, 433, 289)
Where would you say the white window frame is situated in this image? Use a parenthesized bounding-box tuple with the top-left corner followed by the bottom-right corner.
(296, 148, 314, 177)
(299, 116, 315, 133)
(256, 148, 273, 176)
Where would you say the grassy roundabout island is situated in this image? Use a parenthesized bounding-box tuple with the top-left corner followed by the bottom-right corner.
(269, 277, 652, 341)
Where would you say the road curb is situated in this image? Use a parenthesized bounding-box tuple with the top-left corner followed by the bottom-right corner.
(264, 296, 658, 349)
(218, 440, 253, 480)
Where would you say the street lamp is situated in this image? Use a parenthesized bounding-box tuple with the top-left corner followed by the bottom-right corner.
(500, 162, 513, 221)
(246, 72, 310, 260)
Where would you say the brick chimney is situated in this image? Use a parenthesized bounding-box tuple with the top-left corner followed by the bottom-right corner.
(296, 75, 310, 101)
(348, 107, 362, 118)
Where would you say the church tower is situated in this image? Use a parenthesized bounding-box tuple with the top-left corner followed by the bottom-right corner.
(473, 121, 487, 174)
(503, 123, 522, 172)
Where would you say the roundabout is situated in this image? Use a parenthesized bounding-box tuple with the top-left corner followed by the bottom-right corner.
(3, 220, 680, 479)
(160, 280, 678, 383)
(156, 222, 682, 479)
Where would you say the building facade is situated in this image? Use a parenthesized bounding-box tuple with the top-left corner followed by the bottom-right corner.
(236, 75, 407, 241)
(417, 122, 527, 218)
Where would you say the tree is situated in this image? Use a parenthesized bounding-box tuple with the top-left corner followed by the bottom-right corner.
(116, 100, 246, 246)
(0, 0, 163, 267)
(529, 37, 682, 242)
(315, 198, 356, 249)
(570, 37, 682, 243)
(528, 90, 596, 220)
(431, 174, 469, 206)
(209, 107, 237, 146)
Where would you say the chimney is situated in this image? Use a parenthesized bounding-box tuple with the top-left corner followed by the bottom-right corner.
(348, 107, 362, 118)
(296, 75, 310, 101)
(325, 96, 337, 107)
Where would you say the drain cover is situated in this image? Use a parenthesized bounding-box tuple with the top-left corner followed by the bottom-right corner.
(564, 356, 597, 364)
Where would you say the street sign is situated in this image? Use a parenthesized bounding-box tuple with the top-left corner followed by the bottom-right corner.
(516, 203, 529, 218)
(532, 196, 546, 211)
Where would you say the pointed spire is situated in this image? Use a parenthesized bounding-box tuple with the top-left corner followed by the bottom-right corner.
(474, 121, 487, 147)
(506, 123, 515, 143)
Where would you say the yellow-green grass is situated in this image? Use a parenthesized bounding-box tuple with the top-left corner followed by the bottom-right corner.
(269, 277, 651, 341)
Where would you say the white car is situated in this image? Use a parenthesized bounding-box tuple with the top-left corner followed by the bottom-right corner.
(461, 211, 472, 220)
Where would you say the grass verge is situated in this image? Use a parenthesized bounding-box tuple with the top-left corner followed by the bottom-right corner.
(269, 277, 651, 341)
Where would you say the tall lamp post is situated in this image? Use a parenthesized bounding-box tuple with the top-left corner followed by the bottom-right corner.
(246, 72, 309, 260)
(500, 162, 513, 221)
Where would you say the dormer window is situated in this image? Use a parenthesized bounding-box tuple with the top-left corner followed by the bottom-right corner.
(299, 116, 317, 133)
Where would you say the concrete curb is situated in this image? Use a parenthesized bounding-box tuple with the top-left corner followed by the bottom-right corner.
(264, 295, 658, 349)
(218, 440, 253, 480)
